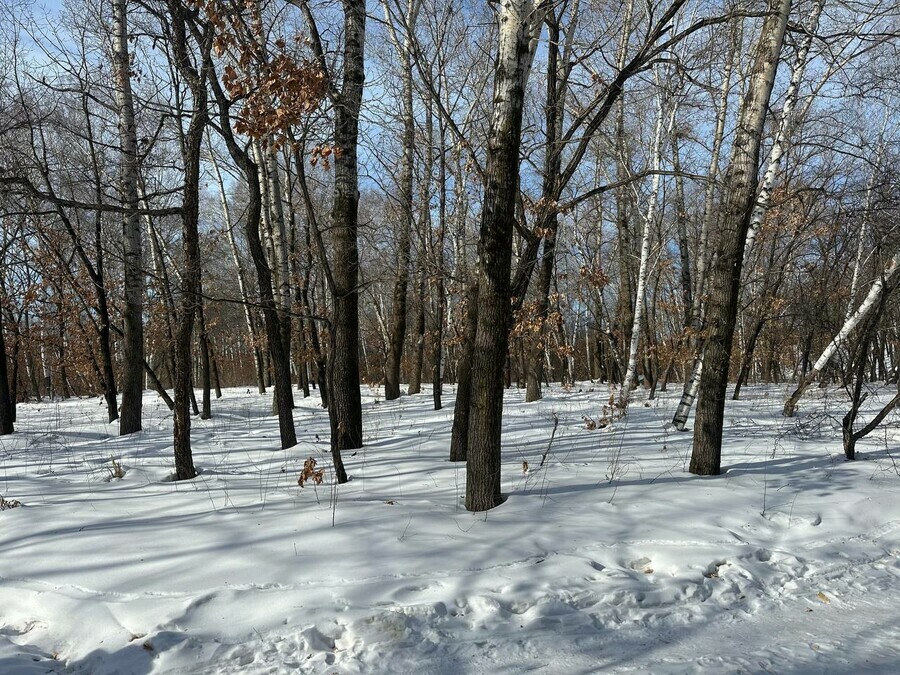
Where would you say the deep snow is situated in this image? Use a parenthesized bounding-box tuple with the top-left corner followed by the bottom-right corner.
(1, 382, 899, 674)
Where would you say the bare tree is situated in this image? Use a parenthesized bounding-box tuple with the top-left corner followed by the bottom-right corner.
(381, 0, 420, 401)
(465, 0, 548, 512)
(691, 0, 793, 476)
(112, 0, 144, 435)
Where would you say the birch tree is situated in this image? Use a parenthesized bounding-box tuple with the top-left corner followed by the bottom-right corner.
(465, 0, 548, 512)
(846, 104, 890, 323)
(742, 0, 825, 264)
(783, 250, 900, 416)
(690, 0, 793, 476)
(112, 0, 144, 436)
(619, 81, 669, 407)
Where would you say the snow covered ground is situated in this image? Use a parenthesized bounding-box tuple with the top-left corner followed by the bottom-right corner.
(1, 382, 899, 674)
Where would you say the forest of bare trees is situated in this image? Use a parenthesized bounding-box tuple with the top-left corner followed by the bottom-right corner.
(2, 0, 900, 511)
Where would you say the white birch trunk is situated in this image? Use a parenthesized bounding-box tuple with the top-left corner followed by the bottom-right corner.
(784, 250, 900, 416)
(265, 151, 293, 320)
(846, 185, 873, 323)
(743, 0, 824, 263)
(619, 87, 668, 407)
(814, 253, 900, 373)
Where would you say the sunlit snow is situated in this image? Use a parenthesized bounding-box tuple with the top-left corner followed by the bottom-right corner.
(1, 384, 899, 673)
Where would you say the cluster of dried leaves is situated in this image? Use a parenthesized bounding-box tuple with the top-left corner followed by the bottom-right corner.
(297, 457, 324, 487)
(193, 0, 327, 149)
(510, 296, 573, 360)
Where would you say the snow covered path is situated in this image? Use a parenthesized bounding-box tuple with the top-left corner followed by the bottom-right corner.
(1, 385, 899, 673)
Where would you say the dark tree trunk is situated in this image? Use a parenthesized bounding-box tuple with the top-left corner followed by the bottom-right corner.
(842, 343, 869, 461)
(198, 279, 212, 420)
(672, 136, 693, 321)
(0, 310, 13, 435)
(691, 0, 791, 476)
(524, 12, 566, 404)
(114, 0, 144, 436)
(305, 285, 328, 407)
(324, 0, 367, 482)
(58, 317, 71, 399)
(83, 89, 120, 422)
(167, 0, 211, 480)
(450, 281, 478, 462)
(206, 42, 297, 450)
(96, 290, 119, 423)
(8, 321, 19, 421)
(732, 318, 765, 400)
(407, 268, 426, 395)
(524, 214, 556, 403)
(465, 1, 544, 512)
(283, 151, 311, 402)
(383, 37, 415, 401)
(296, 321, 310, 398)
(211, 345, 223, 398)
(614, 99, 636, 367)
(432, 121, 447, 412)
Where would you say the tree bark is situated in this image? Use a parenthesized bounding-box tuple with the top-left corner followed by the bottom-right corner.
(166, 0, 212, 480)
(465, 0, 546, 512)
(432, 109, 447, 411)
(524, 9, 568, 404)
(83, 92, 120, 423)
(742, 0, 825, 263)
(197, 278, 212, 420)
(449, 281, 478, 462)
(0, 310, 13, 435)
(671, 17, 739, 431)
(691, 0, 792, 475)
(382, 0, 417, 401)
(113, 0, 144, 436)
(205, 44, 297, 450)
(325, 0, 367, 480)
(264, 151, 294, 386)
(407, 267, 426, 395)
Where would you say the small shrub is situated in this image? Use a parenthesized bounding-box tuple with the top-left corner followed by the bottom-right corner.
(105, 457, 126, 481)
